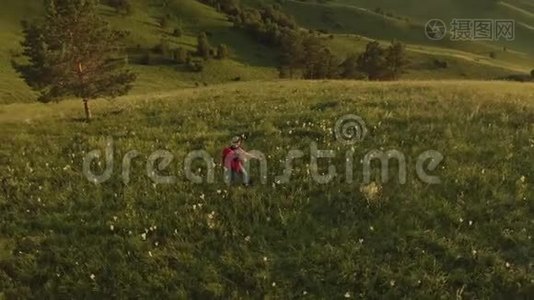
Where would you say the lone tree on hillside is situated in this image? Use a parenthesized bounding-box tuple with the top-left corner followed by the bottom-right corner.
(14, 0, 136, 121)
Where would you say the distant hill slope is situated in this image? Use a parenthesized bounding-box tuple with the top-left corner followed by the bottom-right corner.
(0, 0, 533, 104)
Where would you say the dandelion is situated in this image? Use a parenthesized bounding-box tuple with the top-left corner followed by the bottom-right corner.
(468, 220, 473, 226)
(200, 193, 205, 200)
(344, 292, 351, 298)
(141, 233, 147, 240)
(110, 225, 114, 231)
(244, 236, 251, 242)
(472, 249, 477, 256)
(369, 226, 374, 231)
(505, 262, 510, 268)
(389, 280, 395, 287)
(520, 176, 526, 183)
(263, 256, 268, 262)
(459, 218, 464, 223)
(359, 238, 364, 244)
(155, 241, 159, 247)
(303, 291, 308, 295)
(90, 274, 95, 280)
(216, 189, 222, 194)
(113, 216, 118, 221)
(360, 182, 382, 204)
(272, 282, 276, 287)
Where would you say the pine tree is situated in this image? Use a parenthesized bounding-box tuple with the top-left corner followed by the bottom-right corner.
(197, 32, 211, 60)
(279, 31, 304, 78)
(14, 0, 136, 121)
(357, 41, 387, 80)
(340, 53, 363, 79)
(385, 41, 408, 80)
(216, 44, 229, 59)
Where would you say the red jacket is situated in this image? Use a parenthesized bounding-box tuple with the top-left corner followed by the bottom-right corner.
(222, 146, 243, 173)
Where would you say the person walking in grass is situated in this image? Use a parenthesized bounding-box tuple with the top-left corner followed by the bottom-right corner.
(222, 136, 258, 186)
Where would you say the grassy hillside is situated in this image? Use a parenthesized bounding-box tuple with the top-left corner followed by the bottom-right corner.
(0, 0, 279, 104)
(0, 81, 533, 298)
(1, 0, 534, 105)
(237, 0, 534, 79)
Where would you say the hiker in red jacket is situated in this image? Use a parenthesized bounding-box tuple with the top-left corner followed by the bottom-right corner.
(222, 136, 257, 185)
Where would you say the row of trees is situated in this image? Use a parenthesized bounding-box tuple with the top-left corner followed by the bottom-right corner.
(202, 0, 408, 80)
(280, 35, 408, 80)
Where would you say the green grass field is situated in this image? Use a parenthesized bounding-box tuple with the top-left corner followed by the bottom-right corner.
(1, 0, 534, 297)
(0, 80, 533, 298)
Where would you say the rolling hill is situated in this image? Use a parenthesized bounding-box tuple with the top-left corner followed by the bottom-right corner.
(0, 0, 533, 104)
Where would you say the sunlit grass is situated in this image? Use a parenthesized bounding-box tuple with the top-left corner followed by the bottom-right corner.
(0, 80, 532, 298)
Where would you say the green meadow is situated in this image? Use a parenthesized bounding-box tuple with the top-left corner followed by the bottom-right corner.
(1, 0, 534, 298)
(1, 81, 533, 297)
